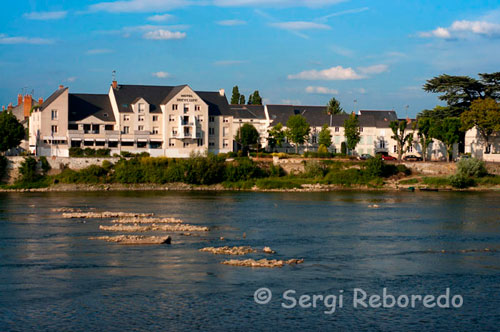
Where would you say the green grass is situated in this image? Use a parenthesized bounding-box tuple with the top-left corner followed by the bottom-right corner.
(476, 175, 500, 186)
(399, 178, 420, 185)
(255, 177, 307, 189)
(422, 177, 451, 187)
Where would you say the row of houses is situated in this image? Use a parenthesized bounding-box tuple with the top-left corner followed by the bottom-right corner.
(4, 81, 499, 160)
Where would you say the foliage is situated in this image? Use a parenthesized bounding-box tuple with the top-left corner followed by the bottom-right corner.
(343, 113, 360, 153)
(456, 158, 488, 178)
(449, 174, 475, 189)
(225, 158, 266, 182)
(304, 161, 327, 178)
(415, 117, 437, 161)
(365, 155, 385, 177)
(433, 117, 461, 161)
(255, 178, 303, 189)
(69, 147, 84, 157)
(267, 123, 285, 152)
(460, 98, 500, 148)
(390, 119, 413, 161)
(231, 85, 240, 105)
(39, 156, 51, 173)
(0, 155, 7, 181)
(318, 124, 332, 147)
(0, 110, 25, 152)
(239, 94, 245, 104)
(326, 97, 343, 126)
(17, 157, 39, 184)
(422, 177, 451, 187)
(55, 165, 109, 184)
(235, 123, 259, 154)
(268, 163, 285, 177)
(182, 153, 225, 185)
(341, 142, 347, 155)
(285, 114, 310, 154)
(248, 90, 262, 105)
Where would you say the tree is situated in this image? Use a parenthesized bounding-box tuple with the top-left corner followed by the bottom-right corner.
(235, 123, 259, 155)
(248, 94, 253, 105)
(267, 122, 285, 152)
(434, 118, 461, 162)
(230, 86, 241, 105)
(343, 113, 360, 154)
(415, 117, 437, 162)
(285, 114, 310, 154)
(390, 120, 413, 162)
(0, 110, 25, 153)
(461, 98, 500, 153)
(318, 124, 332, 148)
(239, 94, 245, 104)
(248, 90, 262, 105)
(326, 97, 343, 126)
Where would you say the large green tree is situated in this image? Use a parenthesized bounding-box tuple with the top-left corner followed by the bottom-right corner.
(285, 114, 310, 154)
(235, 123, 259, 155)
(326, 97, 343, 126)
(343, 113, 361, 154)
(0, 110, 25, 153)
(461, 98, 500, 153)
(415, 117, 437, 162)
(248, 90, 262, 105)
(267, 122, 285, 152)
(434, 118, 461, 161)
(318, 124, 332, 148)
(230, 86, 241, 105)
(239, 94, 245, 105)
(390, 119, 413, 162)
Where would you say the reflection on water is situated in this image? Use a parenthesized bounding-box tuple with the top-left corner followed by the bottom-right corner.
(0, 191, 499, 331)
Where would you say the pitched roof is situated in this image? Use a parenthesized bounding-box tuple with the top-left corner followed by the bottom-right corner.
(267, 104, 345, 127)
(68, 94, 115, 122)
(196, 91, 230, 116)
(359, 110, 397, 128)
(228, 104, 266, 119)
(40, 87, 68, 111)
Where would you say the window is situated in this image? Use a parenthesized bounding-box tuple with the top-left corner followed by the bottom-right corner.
(197, 115, 204, 122)
(223, 139, 229, 148)
(197, 139, 203, 147)
(486, 144, 491, 154)
(223, 117, 229, 123)
(312, 135, 317, 144)
(137, 141, 147, 148)
(152, 115, 158, 122)
(183, 142, 189, 148)
(105, 125, 114, 131)
(184, 104, 189, 113)
(169, 115, 175, 122)
(380, 140, 385, 149)
(407, 146, 413, 153)
(393, 145, 397, 153)
(335, 127, 339, 132)
(209, 116, 215, 123)
(209, 128, 215, 136)
(124, 115, 130, 121)
(152, 127, 159, 134)
(209, 141, 215, 147)
(138, 125, 144, 131)
(51, 110, 58, 120)
(172, 104, 178, 111)
(123, 126, 129, 134)
(51, 125, 58, 133)
(138, 103, 145, 113)
(169, 139, 175, 147)
(138, 115, 145, 122)
(195, 105, 200, 111)
(172, 128, 178, 136)
(223, 127, 229, 137)
(108, 141, 118, 148)
(360, 127, 363, 133)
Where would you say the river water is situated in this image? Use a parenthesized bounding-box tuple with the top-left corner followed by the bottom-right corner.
(0, 191, 499, 331)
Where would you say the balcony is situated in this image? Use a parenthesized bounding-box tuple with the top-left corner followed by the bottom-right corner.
(134, 130, 150, 141)
(68, 130, 84, 139)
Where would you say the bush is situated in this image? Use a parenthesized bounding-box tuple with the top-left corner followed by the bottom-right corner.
(183, 153, 225, 185)
(324, 168, 370, 186)
(69, 147, 84, 157)
(304, 161, 327, 178)
(55, 165, 109, 184)
(120, 151, 134, 158)
(83, 148, 96, 157)
(18, 157, 39, 183)
(365, 155, 385, 177)
(0, 155, 7, 181)
(422, 177, 450, 187)
(456, 158, 487, 178)
(449, 173, 475, 188)
(268, 163, 285, 177)
(318, 144, 328, 154)
(95, 148, 111, 157)
(255, 178, 303, 189)
(39, 156, 51, 173)
(224, 158, 265, 182)
(341, 142, 347, 155)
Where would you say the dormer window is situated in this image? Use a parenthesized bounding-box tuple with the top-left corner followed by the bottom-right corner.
(138, 103, 145, 113)
(172, 104, 178, 111)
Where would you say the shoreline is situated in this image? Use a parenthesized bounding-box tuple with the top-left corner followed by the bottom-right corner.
(1, 182, 499, 193)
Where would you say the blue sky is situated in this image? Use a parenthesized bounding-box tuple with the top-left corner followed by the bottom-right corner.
(1, 0, 499, 117)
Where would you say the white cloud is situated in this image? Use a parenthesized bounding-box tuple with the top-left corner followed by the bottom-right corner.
(330, 45, 354, 57)
(214, 0, 346, 7)
(288, 66, 363, 80)
(305, 86, 339, 95)
(357, 64, 388, 75)
(419, 20, 500, 39)
(147, 14, 174, 22)
(67, 77, 77, 82)
(0, 34, 53, 45)
(143, 29, 186, 40)
(152, 71, 170, 78)
(213, 60, 246, 66)
(318, 7, 369, 22)
(23, 11, 67, 20)
(86, 49, 113, 55)
(89, 0, 190, 13)
(270, 21, 330, 30)
(216, 19, 247, 26)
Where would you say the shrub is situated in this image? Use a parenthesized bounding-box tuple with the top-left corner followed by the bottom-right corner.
(183, 153, 225, 185)
(55, 165, 109, 184)
(255, 178, 303, 189)
(318, 144, 328, 154)
(69, 147, 84, 157)
(422, 177, 450, 187)
(95, 148, 111, 157)
(396, 164, 411, 176)
(341, 142, 347, 155)
(18, 157, 39, 183)
(39, 156, 51, 173)
(449, 173, 475, 188)
(365, 155, 385, 177)
(324, 168, 369, 186)
(113, 158, 144, 183)
(304, 161, 327, 178)
(269, 163, 285, 177)
(83, 148, 96, 157)
(0, 155, 7, 181)
(456, 158, 487, 178)
(224, 158, 265, 182)
(120, 151, 134, 158)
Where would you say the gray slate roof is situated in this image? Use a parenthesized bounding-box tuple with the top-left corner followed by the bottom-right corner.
(68, 94, 115, 122)
(228, 105, 266, 119)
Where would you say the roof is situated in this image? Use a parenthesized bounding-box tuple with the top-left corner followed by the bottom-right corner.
(359, 110, 397, 128)
(112, 84, 229, 116)
(227, 104, 266, 119)
(267, 104, 349, 127)
(40, 88, 68, 111)
(68, 93, 115, 122)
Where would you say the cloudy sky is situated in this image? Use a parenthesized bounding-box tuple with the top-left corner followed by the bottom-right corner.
(1, 0, 499, 117)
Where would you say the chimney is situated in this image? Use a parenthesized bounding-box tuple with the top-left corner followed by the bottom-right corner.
(2, 106, 5, 111)
(38, 97, 44, 105)
(24, 95, 32, 118)
(7, 103, 13, 111)
(59, 85, 64, 90)
(219, 88, 225, 97)
(17, 94, 23, 106)
(112, 80, 117, 89)
(406, 117, 411, 124)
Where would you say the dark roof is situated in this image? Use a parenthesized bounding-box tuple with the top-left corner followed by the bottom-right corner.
(267, 104, 350, 127)
(112, 84, 229, 116)
(359, 110, 397, 128)
(40, 88, 68, 111)
(68, 94, 115, 122)
(227, 104, 266, 119)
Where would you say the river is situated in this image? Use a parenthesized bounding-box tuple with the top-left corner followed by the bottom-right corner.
(0, 191, 499, 331)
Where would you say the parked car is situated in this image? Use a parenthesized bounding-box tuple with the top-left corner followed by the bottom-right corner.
(358, 154, 373, 160)
(403, 155, 423, 161)
(381, 155, 397, 161)
(455, 154, 471, 162)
